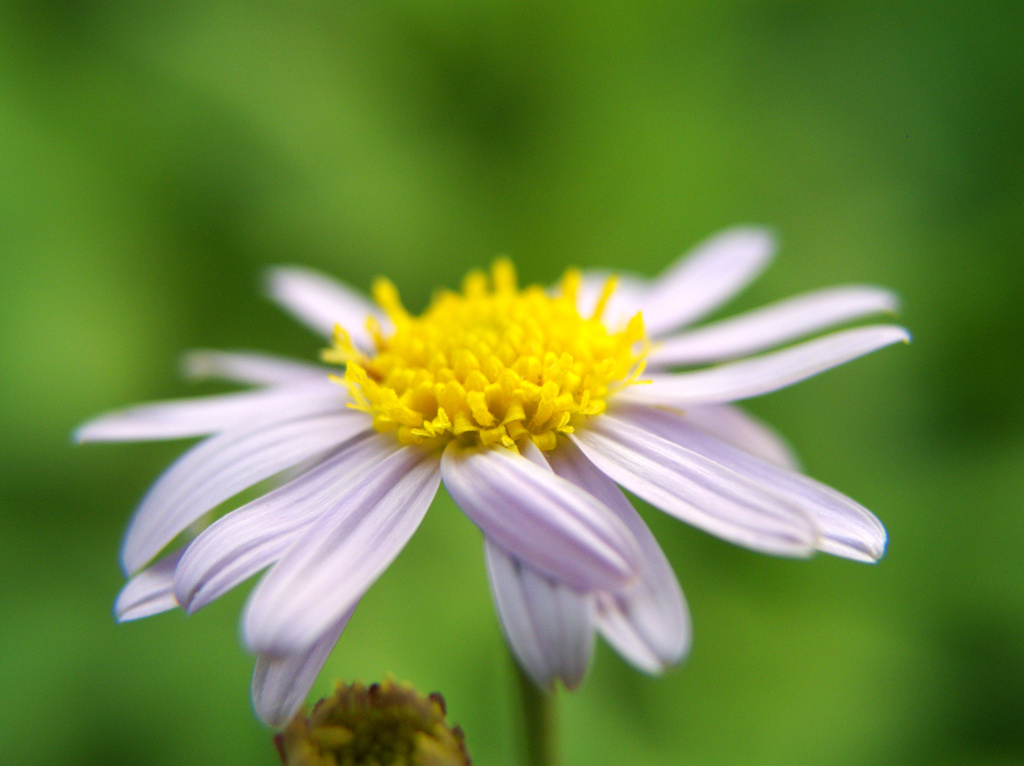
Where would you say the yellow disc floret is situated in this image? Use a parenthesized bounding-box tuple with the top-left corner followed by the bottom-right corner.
(324, 260, 648, 451)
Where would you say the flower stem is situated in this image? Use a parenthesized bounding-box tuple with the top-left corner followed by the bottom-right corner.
(514, 661, 559, 766)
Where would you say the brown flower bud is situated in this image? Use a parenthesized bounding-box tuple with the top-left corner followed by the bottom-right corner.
(275, 679, 471, 766)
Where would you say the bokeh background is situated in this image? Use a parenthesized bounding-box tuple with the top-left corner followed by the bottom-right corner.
(2, 2, 1023, 764)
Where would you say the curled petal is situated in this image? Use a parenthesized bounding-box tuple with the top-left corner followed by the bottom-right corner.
(548, 440, 690, 672)
(115, 546, 185, 622)
(252, 609, 354, 727)
(485, 539, 594, 691)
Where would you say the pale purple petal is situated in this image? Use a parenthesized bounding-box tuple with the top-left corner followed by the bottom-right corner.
(252, 609, 354, 727)
(678, 404, 801, 471)
(243, 446, 441, 656)
(114, 546, 185, 622)
(613, 404, 887, 561)
(547, 440, 690, 672)
(641, 227, 776, 336)
(121, 412, 371, 575)
(649, 285, 900, 367)
(571, 414, 818, 556)
(75, 381, 345, 443)
(181, 350, 330, 386)
(265, 265, 385, 348)
(619, 325, 911, 407)
(485, 539, 594, 691)
(440, 442, 642, 593)
(175, 433, 394, 612)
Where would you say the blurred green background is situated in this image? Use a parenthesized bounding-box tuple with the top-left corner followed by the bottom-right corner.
(2, 2, 1022, 764)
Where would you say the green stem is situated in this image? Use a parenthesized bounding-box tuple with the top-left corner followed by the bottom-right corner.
(514, 661, 559, 766)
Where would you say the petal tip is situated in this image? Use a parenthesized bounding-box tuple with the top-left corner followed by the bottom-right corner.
(178, 350, 215, 381)
(262, 264, 290, 292)
(878, 289, 902, 315)
(876, 324, 912, 349)
(714, 224, 778, 260)
(114, 590, 179, 623)
(865, 533, 888, 563)
(263, 265, 308, 306)
(73, 417, 111, 444)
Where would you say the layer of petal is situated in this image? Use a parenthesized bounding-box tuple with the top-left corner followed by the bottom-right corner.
(485, 539, 594, 691)
(614, 404, 886, 561)
(252, 610, 354, 727)
(548, 440, 690, 672)
(619, 325, 910, 407)
(76, 381, 345, 443)
(572, 414, 818, 556)
(175, 433, 392, 612)
(674, 404, 800, 471)
(115, 546, 185, 622)
(649, 285, 899, 367)
(641, 227, 775, 336)
(121, 412, 370, 575)
(243, 445, 441, 656)
(441, 442, 643, 592)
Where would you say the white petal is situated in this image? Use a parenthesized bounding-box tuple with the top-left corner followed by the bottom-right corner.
(680, 404, 801, 471)
(181, 350, 330, 386)
(75, 381, 344, 442)
(641, 227, 776, 336)
(175, 433, 393, 612)
(485, 539, 594, 691)
(619, 325, 911, 407)
(121, 412, 370, 575)
(265, 265, 385, 348)
(571, 414, 818, 556)
(614, 404, 886, 561)
(114, 546, 185, 622)
(252, 609, 354, 727)
(243, 445, 441, 656)
(440, 441, 642, 593)
(649, 285, 900, 367)
(547, 440, 690, 672)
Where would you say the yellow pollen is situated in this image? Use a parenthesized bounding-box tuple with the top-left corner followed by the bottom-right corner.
(323, 259, 649, 451)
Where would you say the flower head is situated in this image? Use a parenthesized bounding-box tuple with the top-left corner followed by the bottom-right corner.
(331, 260, 647, 451)
(78, 227, 908, 726)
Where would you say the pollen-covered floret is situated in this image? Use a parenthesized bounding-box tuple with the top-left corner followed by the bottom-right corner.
(325, 260, 648, 451)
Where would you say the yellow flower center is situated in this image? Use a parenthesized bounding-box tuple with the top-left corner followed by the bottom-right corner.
(324, 260, 648, 451)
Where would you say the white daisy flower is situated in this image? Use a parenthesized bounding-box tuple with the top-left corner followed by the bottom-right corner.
(78, 227, 908, 726)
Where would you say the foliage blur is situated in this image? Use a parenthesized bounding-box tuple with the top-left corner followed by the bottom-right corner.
(2, 2, 1022, 764)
